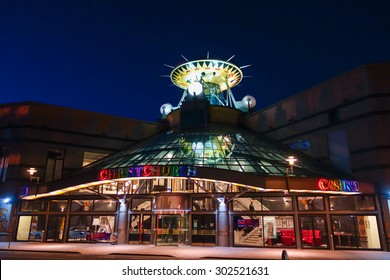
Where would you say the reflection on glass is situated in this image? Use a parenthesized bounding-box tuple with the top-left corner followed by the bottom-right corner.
(192, 214, 216, 245)
(129, 214, 151, 244)
(50, 200, 68, 212)
(192, 198, 215, 211)
(131, 198, 151, 211)
(20, 200, 48, 212)
(298, 196, 324, 211)
(46, 215, 65, 242)
(93, 200, 117, 211)
(233, 197, 292, 211)
(329, 195, 375, 211)
(71, 200, 93, 211)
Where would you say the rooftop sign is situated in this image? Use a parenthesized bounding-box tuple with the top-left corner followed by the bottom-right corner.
(98, 165, 198, 181)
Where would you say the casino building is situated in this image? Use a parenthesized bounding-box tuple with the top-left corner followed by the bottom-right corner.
(1, 58, 388, 251)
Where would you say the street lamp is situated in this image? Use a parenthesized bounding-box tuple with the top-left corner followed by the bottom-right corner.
(284, 156, 297, 194)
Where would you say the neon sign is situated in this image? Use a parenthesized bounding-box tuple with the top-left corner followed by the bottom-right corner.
(318, 178, 359, 192)
(98, 165, 198, 181)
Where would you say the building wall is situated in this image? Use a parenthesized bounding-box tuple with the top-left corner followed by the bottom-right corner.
(241, 62, 390, 250)
(0, 101, 164, 240)
(242, 62, 390, 194)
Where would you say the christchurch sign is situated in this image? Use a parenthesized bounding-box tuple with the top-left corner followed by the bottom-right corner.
(99, 165, 198, 181)
(318, 178, 359, 192)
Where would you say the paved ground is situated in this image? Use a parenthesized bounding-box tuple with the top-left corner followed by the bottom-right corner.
(1, 242, 390, 260)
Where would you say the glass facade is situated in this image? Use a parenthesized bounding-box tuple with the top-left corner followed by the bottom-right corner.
(15, 190, 381, 250)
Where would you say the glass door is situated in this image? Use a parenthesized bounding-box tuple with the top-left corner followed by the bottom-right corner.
(46, 215, 66, 242)
(191, 214, 216, 246)
(129, 214, 151, 244)
(156, 215, 181, 245)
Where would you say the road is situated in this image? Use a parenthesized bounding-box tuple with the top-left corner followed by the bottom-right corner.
(0, 250, 177, 260)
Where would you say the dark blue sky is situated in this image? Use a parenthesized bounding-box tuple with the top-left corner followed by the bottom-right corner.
(1, 1, 389, 121)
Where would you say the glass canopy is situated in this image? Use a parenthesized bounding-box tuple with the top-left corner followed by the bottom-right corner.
(83, 124, 350, 179)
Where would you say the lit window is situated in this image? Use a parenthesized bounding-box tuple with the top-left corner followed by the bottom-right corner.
(83, 152, 109, 166)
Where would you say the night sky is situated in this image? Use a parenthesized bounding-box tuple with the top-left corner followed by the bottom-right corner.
(1, 1, 389, 122)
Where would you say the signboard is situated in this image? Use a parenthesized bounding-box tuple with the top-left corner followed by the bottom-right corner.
(318, 178, 359, 192)
(99, 165, 198, 181)
(237, 219, 259, 228)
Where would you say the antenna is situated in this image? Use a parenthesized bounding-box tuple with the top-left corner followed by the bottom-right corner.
(181, 54, 189, 61)
(227, 55, 235, 62)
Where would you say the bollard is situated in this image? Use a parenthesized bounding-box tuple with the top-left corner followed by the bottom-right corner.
(281, 249, 289, 260)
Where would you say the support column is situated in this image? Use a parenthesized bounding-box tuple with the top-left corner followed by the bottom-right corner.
(117, 201, 128, 244)
(217, 197, 229, 247)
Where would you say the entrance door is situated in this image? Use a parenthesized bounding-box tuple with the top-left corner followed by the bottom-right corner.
(46, 215, 66, 242)
(129, 214, 151, 244)
(156, 215, 181, 245)
(192, 214, 216, 246)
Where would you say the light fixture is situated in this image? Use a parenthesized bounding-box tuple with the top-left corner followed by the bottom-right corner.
(160, 103, 173, 117)
(242, 95, 256, 109)
(285, 156, 297, 174)
(284, 156, 297, 194)
(27, 167, 38, 176)
(187, 81, 203, 96)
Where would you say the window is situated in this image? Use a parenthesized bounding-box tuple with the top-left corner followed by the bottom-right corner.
(262, 197, 293, 211)
(44, 148, 65, 182)
(233, 197, 293, 211)
(67, 215, 115, 242)
(50, 200, 68, 212)
(131, 198, 151, 211)
(71, 200, 117, 212)
(331, 215, 380, 249)
(93, 200, 117, 211)
(299, 215, 328, 248)
(233, 215, 295, 247)
(328, 109, 340, 124)
(297, 196, 324, 211)
(16, 215, 46, 241)
(0, 147, 9, 182)
(154, 196, 187, 210)
(71, 200, 93, 212)
(329, 195, 375, 211)
(192, 197, 215, 211)
(83, 152, 109, 167)
(20, 200, 48, 212)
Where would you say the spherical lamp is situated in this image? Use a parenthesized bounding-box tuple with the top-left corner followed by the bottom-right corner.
(187, 81, 203, 96)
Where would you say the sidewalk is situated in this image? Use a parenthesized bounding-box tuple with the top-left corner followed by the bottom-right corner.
(2, 242, 390, 260)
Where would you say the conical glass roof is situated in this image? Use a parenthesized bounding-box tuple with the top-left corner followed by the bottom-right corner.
(83, 124, 350, 179)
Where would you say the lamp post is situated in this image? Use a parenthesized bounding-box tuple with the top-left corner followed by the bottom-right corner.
(285, 156, 297, 194)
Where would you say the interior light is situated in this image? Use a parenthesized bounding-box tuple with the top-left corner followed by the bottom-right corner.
(3, 198, 11, 203)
